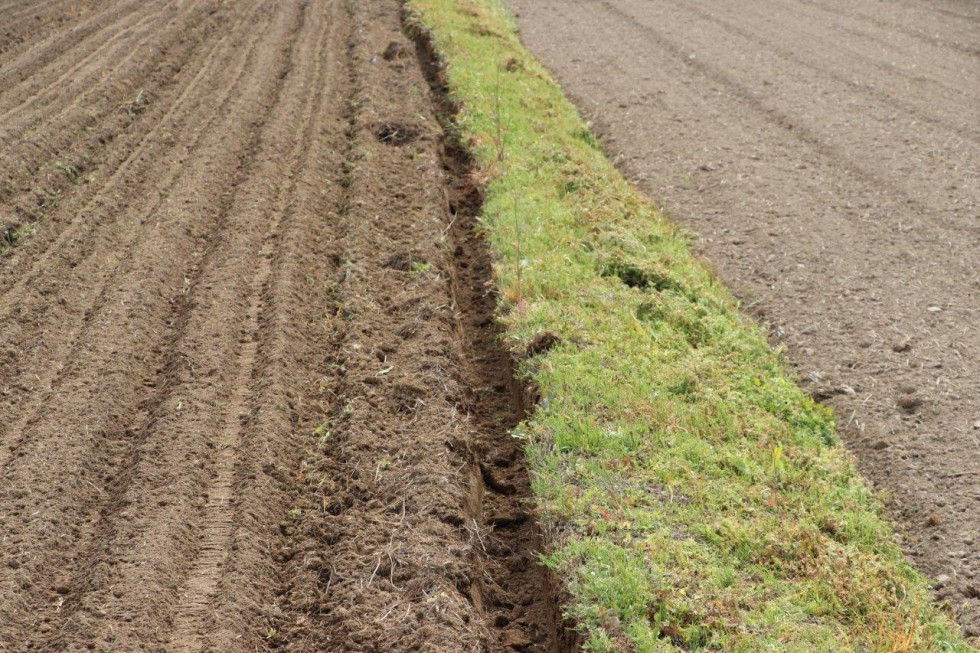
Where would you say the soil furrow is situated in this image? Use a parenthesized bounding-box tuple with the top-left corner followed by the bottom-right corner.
(0, 0, 244, 288)
(437, 107, 562, 653)
(660, 0, 980, 144)
(0, 0, 61, 34)
(586, 0, 980, 256)
(1, 0, 562, 650)
(0, 0, 163, 112)
(0, 14, 178, 172)
(189, 5, 356, 648)
(414, 31, 565, 653)
(0, 0, 170, 123)
(6, 2, 340, 650)
(164, 1, 320, 646)
(0, 0, 277, 569)
(271, 7, 493, 646)
(0, 0, 268, 453)
(167, 8, 363, 651)
(0, 0, 151, 90)
(0, 0, 91, 62)
(0, 0, 47, 22)
(271, 1, 559, 651)
(182, 3, 357, 648)
(592, 0, 980, 188)
(0, 0, 214, 250)
(793, 0, 980, 58)
(0, 4, 309, 649)
(28, 3, 350, 649)
(0, 0, 80, 27)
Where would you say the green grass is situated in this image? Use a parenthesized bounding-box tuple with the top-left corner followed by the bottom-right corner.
(1, 221, 36, 254)
(404, 1, 976, 651)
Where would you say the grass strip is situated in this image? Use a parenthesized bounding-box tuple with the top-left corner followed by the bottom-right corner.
(404, 1, 976, 650)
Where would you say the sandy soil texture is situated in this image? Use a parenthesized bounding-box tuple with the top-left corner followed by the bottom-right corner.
(505, 0, 980, 639)
(0, 1, 557, 651)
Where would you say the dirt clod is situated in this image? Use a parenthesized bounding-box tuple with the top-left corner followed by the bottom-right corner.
(891, 339, 912, 353)
(525, 330, 561, 358)
(502, 627, 533, 650)
(382, 41, 409, 61)
(375, 122, 420, 146)
(897, 395, 924, 413)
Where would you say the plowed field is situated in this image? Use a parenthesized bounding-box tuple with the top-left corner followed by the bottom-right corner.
(0, 1, 555, 651)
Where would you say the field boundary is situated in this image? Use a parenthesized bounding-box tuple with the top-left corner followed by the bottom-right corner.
(404, 0, 976, 650)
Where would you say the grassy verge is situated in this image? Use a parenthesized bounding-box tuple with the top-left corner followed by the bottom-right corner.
(404, 1, 975, 650)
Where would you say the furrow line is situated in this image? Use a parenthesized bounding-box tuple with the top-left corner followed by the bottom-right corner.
(0, 0, 45, 22)
(200, 0, 352, 645)
(165, 1, 320, 647)
(0, 0, 79, 58)
(0, 0, 71, 26)
(0, 0, 268, 451)
(793, 0, 980, 58)
(0, 0, 62, 33)
(597, 0, 980, 238)
(0, 0, 171, 124)
(272, 1, 557, 650)
(0, 1, 199, 226)
(670, 0, 980, 144)
(0, 3, 305, 648)
(0, 0, 150, 91)
(0, 0, 272, 470)
(5, 2, 322, 650)
(0, 0, 230, 257)
(0, 0, 164, 113)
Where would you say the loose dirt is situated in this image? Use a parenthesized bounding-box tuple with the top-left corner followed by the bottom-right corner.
(0, 1, 559, 651)
(506, 0, 980, 640)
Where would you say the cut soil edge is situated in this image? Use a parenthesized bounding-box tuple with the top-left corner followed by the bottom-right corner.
(406, 10, 582, 653)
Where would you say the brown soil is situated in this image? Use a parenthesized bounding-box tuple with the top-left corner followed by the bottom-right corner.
(506, 0, 980, 640)
(0, 1, 561, 651)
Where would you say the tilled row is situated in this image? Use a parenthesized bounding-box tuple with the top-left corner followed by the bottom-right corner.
(0, 0, 557, 651)
(269, 1, 557, 650)
(0, 0, 232, 264)
(1, 0, 320, 648)
(0, 0, 185, 81)
(0, 0, 247, 422)
(0, 0, 271, 453)
(0, 0, 96, 62)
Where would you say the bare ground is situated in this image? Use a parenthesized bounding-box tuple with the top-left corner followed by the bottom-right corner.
(505, 0, 980, 640)
(0, 1, 558, 651)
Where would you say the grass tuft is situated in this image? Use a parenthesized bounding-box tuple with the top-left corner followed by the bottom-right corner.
(405, 0, 976, 650)
(1, 221, 37, 254)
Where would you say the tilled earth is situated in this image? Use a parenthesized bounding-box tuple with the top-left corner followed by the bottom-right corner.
(506, 0, 980, 640)
(0, 1, 557, 651)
